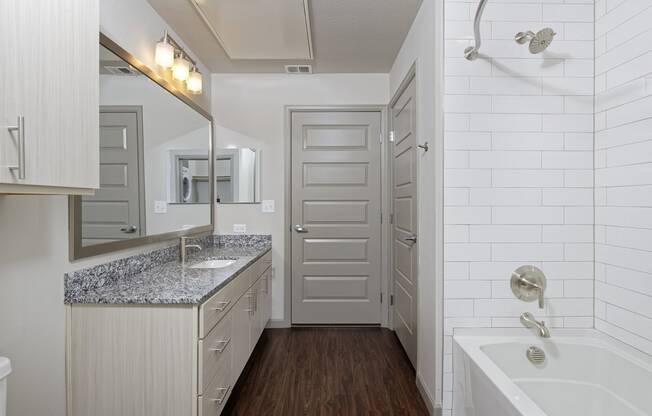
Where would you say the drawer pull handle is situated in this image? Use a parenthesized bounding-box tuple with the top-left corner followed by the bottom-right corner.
(212, 385, 231, 405)
(212, 300, 231, 312)
(244, 291, 255, 313)
(7, 116, 25, 179)
(210, 337, 231, 353)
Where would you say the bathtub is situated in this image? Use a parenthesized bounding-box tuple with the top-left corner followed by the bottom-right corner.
(453, 329, 652, 416)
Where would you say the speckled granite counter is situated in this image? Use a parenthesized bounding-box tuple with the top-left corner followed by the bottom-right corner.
(64, 235, 271, 305)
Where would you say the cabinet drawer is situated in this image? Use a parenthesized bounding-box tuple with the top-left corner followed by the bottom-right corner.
(198, 343, 232, 416)
(199, 283, 234, 338)
(199, 313, 232, 394)
(199, 267, 252, 337)
(254, 251, 272, 281)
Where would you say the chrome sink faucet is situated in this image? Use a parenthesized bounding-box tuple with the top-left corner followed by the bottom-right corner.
(521, 312, 550, 338)
(180, 236, 202, 265)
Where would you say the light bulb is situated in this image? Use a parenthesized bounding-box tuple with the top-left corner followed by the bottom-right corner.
(187, 67, 203, 94)
(172, 54, 190, 81)
(154, 40, 174, 68)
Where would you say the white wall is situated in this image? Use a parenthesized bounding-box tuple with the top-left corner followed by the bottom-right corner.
(389, 0, 444, 409)
(0, 1, 211, 415)
(443, 1, 594, 413)
(211, 74, 389, 320)
(594, 0, 652, 354)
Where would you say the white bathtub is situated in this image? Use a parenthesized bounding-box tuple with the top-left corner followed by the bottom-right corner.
(453, 329, 652, 416)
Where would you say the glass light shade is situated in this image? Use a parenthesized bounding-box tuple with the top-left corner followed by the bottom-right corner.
(172, 56, 190, 81)
(154, 41, 174, 68)
(187, 68, 203, 94)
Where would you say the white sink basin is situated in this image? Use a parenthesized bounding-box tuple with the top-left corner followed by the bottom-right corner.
(189, 259, 236, 269)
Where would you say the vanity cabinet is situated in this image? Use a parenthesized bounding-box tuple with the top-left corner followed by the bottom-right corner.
(67, 250, 272, 416)
(0, 0, 99, 194)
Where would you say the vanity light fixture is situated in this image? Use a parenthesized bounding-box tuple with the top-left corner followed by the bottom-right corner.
(187, 65, 203, 94)
(154, 30, 203, 94)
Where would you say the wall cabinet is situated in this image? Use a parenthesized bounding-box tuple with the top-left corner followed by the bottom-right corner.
(0, 0, 99, 194)
(67, 250, 273, 416)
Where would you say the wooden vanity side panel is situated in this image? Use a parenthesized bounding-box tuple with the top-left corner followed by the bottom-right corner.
(69, 305, 196, 416)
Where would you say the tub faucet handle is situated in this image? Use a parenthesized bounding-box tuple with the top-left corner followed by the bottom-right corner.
(511, 266, 546, 309)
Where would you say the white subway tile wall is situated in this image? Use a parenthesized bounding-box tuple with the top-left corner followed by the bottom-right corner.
(443, 0, 594, 412)
(595, 0, 652, 357)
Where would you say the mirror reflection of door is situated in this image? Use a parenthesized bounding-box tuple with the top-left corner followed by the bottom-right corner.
(215, 148, 259, 204)
(81, 106, 145, 246)
(215, 154, 235, 203)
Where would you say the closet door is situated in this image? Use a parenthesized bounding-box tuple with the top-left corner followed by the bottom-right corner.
(0, 0, 19, 184)
(0, 0, 99, 191)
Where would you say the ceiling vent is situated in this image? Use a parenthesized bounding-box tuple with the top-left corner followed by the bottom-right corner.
(103, 65, 140, 76)
(285, 64, 313, 74)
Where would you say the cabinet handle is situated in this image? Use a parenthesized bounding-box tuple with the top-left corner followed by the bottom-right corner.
(243, 292, 254, 313)
(211, 300, 231, 312)
(210, 337, 231, 353)
(7, 116, 25, 179)
(211, 385, 231, 405)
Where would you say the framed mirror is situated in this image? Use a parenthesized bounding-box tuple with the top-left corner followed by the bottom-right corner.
(69, 33, 213, 260)
(215, 147, 261, 204)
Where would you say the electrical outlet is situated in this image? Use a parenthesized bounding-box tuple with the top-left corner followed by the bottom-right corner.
(261, 200, 275, 213)
(233, 224, 247, 234)
(154, 200, 167, 214)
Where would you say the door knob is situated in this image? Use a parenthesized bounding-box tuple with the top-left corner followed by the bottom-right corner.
(404, 235, 417, 244)
(294, 224, 308, 233)
(121, 225, 138, 233)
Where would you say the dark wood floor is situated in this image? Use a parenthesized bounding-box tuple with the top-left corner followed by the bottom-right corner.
(223, 327, 429, 416)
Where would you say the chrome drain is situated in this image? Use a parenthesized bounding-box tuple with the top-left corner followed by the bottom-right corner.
(526, 346, 546, 364)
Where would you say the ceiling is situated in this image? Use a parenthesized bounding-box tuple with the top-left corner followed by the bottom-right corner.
(146, 0, 423, 73)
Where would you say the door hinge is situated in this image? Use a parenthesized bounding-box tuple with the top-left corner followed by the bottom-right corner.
(390, 213, 394, 224)
(380, 292, 383, 303)
(380, 212, 383, 224)
(390, 294, 394, 306)
(380, 132, 384, 144)
(389, 130, 395, 143)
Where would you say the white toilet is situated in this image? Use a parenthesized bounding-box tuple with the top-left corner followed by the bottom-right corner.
(0, 357, 10, 416)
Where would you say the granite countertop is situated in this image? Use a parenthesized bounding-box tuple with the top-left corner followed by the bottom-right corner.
(65, 235, 271, 305)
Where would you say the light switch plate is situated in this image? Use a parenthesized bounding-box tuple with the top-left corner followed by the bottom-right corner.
(233, 224, 247, 234)
(154, 200, 167, 214)
(262, 200, 275, 213)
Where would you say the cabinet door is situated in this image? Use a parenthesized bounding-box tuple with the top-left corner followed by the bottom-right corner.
(0, 0, 19, 183)
(0, 0, 99, 190)
(231, 291, 253, 382)
(260, 270, 272, 329)
(249, 283, 260, 350)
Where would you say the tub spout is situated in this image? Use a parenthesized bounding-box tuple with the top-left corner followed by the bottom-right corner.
(521, 312, 550, 338)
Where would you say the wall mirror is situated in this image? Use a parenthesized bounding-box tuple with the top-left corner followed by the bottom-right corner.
(215, 147, 261, 204)
(69, 34, 213, 260)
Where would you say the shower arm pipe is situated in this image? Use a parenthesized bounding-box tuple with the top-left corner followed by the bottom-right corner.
(464, 0, 489, 61)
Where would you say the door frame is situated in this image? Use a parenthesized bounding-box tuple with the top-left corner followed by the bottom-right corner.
(282, 105, 390, 327)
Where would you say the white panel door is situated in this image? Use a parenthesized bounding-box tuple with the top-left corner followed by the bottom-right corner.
(391, 77, 418, 367)
(81, 110, 144, 245)
(291, 111, 382, 324)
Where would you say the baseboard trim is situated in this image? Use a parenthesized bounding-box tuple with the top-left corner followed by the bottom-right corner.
(266, 318, 291, 328)
(416, 373, 441, 416)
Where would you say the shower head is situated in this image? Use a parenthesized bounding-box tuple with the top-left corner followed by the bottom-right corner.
(515, 28, 556, 54)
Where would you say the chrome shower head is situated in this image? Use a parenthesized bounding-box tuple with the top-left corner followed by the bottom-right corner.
(515, 28, 556, 54)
